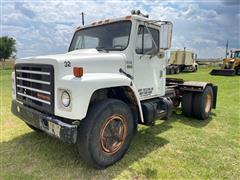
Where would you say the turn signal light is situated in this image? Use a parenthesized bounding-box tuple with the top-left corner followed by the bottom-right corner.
(73, 67, 83, 77)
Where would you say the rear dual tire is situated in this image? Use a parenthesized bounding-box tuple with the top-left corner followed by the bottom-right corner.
(175, 67, 180, 74)
(167, 67, 180, 74)
(170, 68, 175, 74)
(182, 86, 213, 120)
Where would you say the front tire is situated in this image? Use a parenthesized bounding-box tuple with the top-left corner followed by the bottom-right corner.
(77, 99, 136, 169)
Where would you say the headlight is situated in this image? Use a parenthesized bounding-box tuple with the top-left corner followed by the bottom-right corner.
(61, 91, 70, 107)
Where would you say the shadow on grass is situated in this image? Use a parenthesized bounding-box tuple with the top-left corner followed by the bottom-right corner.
(169, 108, 215, 128)
(0, 123, 170, 179)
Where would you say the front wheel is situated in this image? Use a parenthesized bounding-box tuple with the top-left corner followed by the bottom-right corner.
(77, 99, 136, 169)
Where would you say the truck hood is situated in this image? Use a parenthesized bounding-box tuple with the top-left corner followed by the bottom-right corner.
(16, 49, 126, 79)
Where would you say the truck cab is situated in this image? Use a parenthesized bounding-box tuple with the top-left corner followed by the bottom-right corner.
(11, 11, 217, 169)
(68, 14, 172, 99)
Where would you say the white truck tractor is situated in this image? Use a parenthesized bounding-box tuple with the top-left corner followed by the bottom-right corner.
(11, 10, 218, 169)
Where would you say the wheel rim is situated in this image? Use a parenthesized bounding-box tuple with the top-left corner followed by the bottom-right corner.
(100, 115, 127, 155)
(205, 93, 212, 113)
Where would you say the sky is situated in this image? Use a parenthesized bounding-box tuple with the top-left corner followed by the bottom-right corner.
(1, 0, 240, 58)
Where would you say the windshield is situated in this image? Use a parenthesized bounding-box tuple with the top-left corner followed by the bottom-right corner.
(69, 21, 131, 52)
(234, 51, 240, 58)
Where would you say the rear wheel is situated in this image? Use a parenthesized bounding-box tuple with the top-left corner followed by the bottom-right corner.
(175, 67, 180, 74)
(170, 68, 175, 74)
(166, 68, 170, 75)
(77, 99, 136, 169)
(192, 86, 213, 120)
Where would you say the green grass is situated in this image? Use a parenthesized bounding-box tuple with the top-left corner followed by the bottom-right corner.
(0, 68, 239, 179)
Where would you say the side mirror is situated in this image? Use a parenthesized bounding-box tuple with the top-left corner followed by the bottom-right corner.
(159, 21, 173, 50)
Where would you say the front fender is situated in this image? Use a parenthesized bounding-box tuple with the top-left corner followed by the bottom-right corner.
(54, 73, 143, 121)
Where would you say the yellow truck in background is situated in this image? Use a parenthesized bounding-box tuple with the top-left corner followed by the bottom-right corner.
(167, 49, 198, 74)
(210, 49, 240, 76)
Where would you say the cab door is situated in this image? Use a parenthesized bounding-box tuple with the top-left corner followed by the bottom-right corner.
(133, 24, 166, 100)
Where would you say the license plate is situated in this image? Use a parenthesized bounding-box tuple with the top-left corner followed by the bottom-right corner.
(48, 121, 61, 137)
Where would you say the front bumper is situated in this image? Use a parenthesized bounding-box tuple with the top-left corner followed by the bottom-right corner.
(11, 100, 78, 144)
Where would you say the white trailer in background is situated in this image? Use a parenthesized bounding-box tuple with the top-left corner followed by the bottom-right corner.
(167, 49, 198, 74)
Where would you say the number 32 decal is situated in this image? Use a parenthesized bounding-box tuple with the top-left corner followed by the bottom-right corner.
(64, 61, 71, 67)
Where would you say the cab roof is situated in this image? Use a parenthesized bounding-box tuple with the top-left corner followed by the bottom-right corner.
(75, 14, 161, 32)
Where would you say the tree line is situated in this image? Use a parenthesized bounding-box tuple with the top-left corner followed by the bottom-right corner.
(0, 36, 17, 62)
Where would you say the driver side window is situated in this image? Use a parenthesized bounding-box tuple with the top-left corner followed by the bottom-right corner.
(135, 25, 159, 54)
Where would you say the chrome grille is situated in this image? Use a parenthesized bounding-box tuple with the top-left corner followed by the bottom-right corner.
(15, 64, 54, 114)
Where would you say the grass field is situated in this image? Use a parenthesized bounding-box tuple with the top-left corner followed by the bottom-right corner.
(0, 68, 239, 179)
(0, 60, 15, 70)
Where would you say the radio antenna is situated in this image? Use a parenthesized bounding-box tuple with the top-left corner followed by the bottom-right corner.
(81, 12, 85, 26)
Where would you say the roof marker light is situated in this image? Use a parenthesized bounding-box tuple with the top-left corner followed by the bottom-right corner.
(125, 15, 132, 20)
